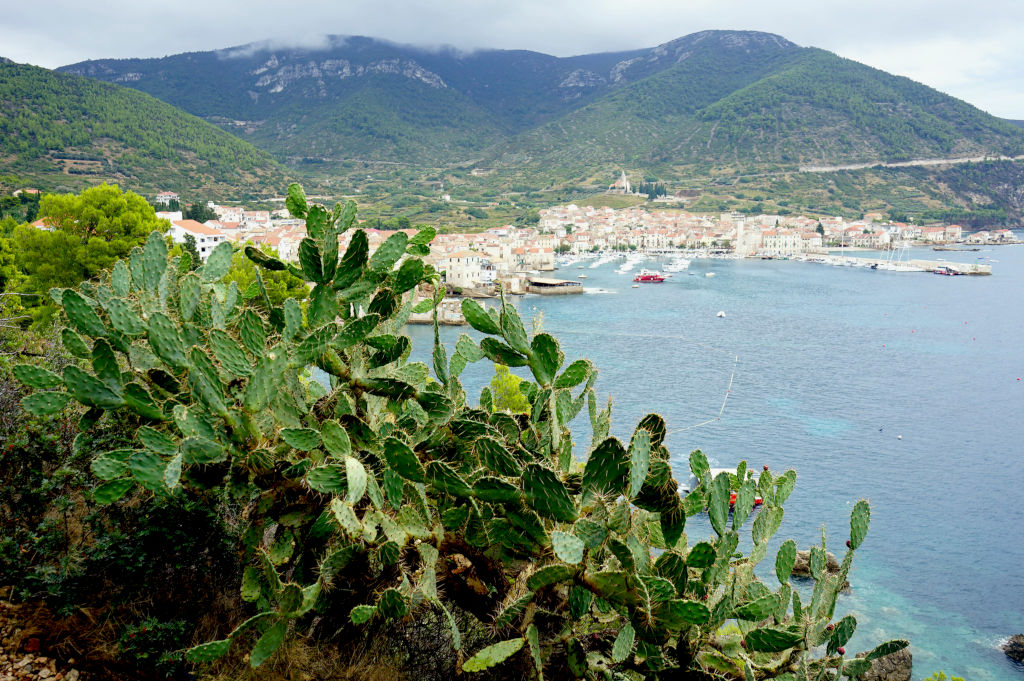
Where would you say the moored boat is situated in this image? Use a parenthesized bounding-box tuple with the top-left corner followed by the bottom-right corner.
(633, 269, 665, 283)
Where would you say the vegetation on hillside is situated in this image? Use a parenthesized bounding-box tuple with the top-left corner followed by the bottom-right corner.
(58, 32, 1024, 184)
(0, 60, 284, 195)
(4, 184, 908, 679)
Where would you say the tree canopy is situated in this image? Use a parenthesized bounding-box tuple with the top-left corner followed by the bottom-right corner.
(11, 183, 166, 322)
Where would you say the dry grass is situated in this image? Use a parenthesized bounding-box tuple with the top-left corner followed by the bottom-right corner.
(202, 633, 404, 681)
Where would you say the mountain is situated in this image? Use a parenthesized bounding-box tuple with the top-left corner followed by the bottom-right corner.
(0, 59, 285, 195)
(59, 35, 649, 163)
(1008, 119, 1024, 129)
(504, 40, 1024, 170)
(57, 31, 1024, 214)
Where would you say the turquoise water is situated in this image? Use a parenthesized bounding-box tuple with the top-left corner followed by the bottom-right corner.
(404, 242, 1024, 680)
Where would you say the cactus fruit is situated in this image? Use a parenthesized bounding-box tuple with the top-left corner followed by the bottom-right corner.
(10, 187, 906, 681)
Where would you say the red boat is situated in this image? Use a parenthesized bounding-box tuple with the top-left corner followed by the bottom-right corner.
(633, 269, 665, 283)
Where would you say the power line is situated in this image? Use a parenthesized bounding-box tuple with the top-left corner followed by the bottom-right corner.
(547, 327, 740, 434)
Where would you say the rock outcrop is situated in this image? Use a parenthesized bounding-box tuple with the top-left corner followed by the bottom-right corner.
(791, 549, 851, 588)
(855, 647, 913, 681)
(1004, 634, 1024, 663)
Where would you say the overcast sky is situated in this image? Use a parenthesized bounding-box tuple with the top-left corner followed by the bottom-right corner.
(3, 0, 1023, 118)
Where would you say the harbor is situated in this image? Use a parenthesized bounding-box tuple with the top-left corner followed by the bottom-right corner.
(806, 254, 992, 274)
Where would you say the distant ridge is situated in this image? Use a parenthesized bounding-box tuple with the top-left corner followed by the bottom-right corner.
(0, 59, 285, 195)
(1007, 119, 1024, 129)
(57, 31, 1024, 181)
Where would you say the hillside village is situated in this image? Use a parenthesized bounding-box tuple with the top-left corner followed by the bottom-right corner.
(133, 192, 1019, 295)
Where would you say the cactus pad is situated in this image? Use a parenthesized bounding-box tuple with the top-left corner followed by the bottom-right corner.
(527, 564, 576, 590)
(551, 530, 586, 564)
(767, 537, 796, 583)
(61, 290, 107, 338)
(628, 429, 651, 499)
(307, 465, 348, 494)
(733, 594, 780, 621)
(528, 333, 562, 385)
(462, 638, 525, 673)
(473, 476, 521, 504)
(686, 541, 716, 569)
(93, 478, 133, 505)
(583, 437, 628, 495)
(744, 626, 804, 652)
(850, 499, 870, 549)
(185, 639, 232, 663)
(63, 365, 123, 409)
(20, 391, 71, 416)
(376, 588, 410, 619)
(827, 614, 857, 654)
(461, 299, 500, 335)
(349, 605, 376, 625)
(282, 428, 322, 451)
(612, 622, 636, 663)
(554, 359, 591, 389)
(865, 639, 909, 660)
(574, 519, 607, 550)
(523, 463, 577, 523)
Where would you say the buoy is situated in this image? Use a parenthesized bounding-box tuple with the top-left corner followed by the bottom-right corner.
(897, 435, 902, 440)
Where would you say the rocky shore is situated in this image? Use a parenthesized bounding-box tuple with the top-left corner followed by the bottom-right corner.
(1004, 634, 1024, 663)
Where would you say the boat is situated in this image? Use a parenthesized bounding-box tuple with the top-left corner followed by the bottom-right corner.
(934, 266, 962, 276)
(705, 272, 716, 278)
(631, 284, 640, 288)
(664, 257, 691, 272)
(578, 274, 588, 279)
(716, 311, 726, 318)
(633, 269, 665, 283)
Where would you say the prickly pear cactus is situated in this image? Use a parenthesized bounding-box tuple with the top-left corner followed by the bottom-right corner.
(14, 184, 908, 679)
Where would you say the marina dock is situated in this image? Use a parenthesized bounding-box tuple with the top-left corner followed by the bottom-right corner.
(818, 255, 992, 274)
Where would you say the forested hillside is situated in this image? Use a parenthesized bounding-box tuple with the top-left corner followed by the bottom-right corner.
(59, 31, 1024, 179)
(0, 59, 284, 195)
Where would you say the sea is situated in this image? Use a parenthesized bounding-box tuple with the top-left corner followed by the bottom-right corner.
(402, 240, 1024, 680)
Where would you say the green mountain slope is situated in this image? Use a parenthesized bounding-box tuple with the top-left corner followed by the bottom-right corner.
(692, 49, 1024, 164)
(60, 30, 1024, 180)
(502, 45, 1024, 172)
(239, 75, 508, 163)
(0, 59, 285, 195)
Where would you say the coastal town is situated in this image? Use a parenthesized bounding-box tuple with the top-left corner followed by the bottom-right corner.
(124, 190, 1019, 301)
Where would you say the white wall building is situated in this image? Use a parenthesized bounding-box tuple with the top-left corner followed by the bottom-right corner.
(169, 220, 228, 260)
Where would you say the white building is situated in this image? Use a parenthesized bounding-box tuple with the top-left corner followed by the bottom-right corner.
(169, 220, 228, 261)
(154, 191, 179, 206)
(439, 250, 488, 289)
